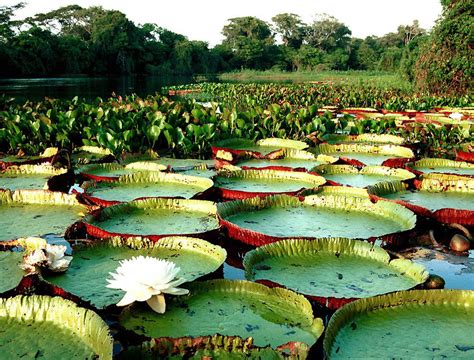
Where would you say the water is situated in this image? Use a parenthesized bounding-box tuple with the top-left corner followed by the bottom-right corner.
(0, 75, 212, 102)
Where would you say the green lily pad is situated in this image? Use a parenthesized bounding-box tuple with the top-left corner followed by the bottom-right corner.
(119, 279, 324, 349)
(410, 158, 474, 176)
(79, 164, 126, 178)
(373, 178, 474, 212)
(214, 138, 308, 156)
(84, 198, 219, 239)
(316, 144, 414, 166)
(78, 163, 136, 179)
(313, 165, 415, 188)
(314, 186, 371, 198)
(0, 165, 67, 191)
(44, 236, 226, 309)
(126, 159, 216, 178)
(150, 157, 215, 170)
(0, 190, 88, 242)
(244, 238, 428, 300)
(83, 172, 213, 202)
(237, 149, 337, 170)
(0, 295, 113, 359)
(324, 290, 474, 359)
(179, 168, 216, 178)
(321, 134, 405, 145)
(256, 138, 309, 150)
(214, 169, 325, 195)
(72, 146, 114, 165)
(0, 148, 58, 166)
(219, 194, 415, 241)
(383, 190, 474, 212)
(0, 251, 24, 293)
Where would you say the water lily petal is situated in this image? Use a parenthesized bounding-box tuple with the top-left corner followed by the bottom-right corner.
(48, 257, 72, 272)
(146, 294, 166, 313)
(23, 249, 48, 266)
(161, 287, 189, 295)
(128, 287, 153, 302)
(116, 291, 139, 307)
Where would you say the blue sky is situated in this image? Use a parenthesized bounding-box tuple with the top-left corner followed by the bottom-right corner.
(10, 0, 443, 46)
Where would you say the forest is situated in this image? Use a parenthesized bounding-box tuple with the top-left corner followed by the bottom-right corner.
(0, 3, 430, 79)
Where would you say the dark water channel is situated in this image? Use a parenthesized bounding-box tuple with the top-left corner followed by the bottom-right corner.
(0, 75, 210, 102)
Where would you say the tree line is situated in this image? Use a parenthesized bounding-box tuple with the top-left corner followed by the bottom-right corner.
(0, 4, 425, 77)
(0, 1, 471, 95)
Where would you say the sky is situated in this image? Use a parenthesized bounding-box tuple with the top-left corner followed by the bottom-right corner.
(9, 0, 443, 46)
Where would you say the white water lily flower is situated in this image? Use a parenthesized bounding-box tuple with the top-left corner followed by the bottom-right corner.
(21, 249, 48, 272)
(449, 112, 463, 120)
(20, 243, 72, 273)
(44, 244, 72, 272)
(106, 256, 189, 313)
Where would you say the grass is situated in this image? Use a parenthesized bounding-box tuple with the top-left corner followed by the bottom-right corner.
(218, 70, 412, 90)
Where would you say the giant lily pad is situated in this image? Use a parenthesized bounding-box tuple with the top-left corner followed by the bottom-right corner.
(78, 162, 166, 181)
(316, 144, 414, 166)
(244, 238, 428, 309)
(0, 165, 67, 191)
(44, 236, 226, 309)
(0, 237, 48, 293)
(236, 148, 337, 171)
(0, 295, 113, 359)
(72, 146, 115, 165)
(212, 138, 308, 162)
(371, 176, 474, 225)
(321, 134, 405, 145)
(84, 198, 220, 240)
(81, 172, 213, 205)
(324, 290, 474, 359)
(0, 251, 24, 293)
(313, 165, 415, 188)
(408, 158, 474, 177)
(127, 159, 216, 178)
(0, 148, 58, 170)
(214, 169, 326, 200)
(119, 279, 324, 349)
(145, 157, 215, 170)
(0, 190, 88, 242)
(218, 194, 416, 246)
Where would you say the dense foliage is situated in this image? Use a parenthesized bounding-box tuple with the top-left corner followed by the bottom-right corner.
(414, 0, 473, 95)
(0, 84, 472, 159)
(0, 4, 222, 76)
(0, 3, 428, 77)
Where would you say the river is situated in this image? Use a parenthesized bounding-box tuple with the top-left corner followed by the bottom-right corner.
(0, 75, 214, 102)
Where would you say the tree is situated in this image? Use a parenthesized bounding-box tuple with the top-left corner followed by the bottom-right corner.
(174, 40, 211, 74)
(306, 14, 351, 52)
(271, 13, 306, 49)
(356, 37, 381, 70)
(90, 10, 144, 74)
(56, 34, 90, 74)
(293, 45, 325, 71)
(0, 2, 25, 41)
(221, 16, 275, 69)
(25, 5, 107, 41)
(414, 0, 473, 94)
(8, 27, 58, 76)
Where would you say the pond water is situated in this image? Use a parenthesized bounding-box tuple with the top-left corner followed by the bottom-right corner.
(0, 75, 212, 102)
